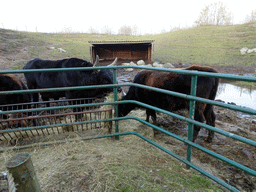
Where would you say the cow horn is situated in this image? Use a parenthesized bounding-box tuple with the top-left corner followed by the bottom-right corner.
(93, 55, 100, 67)
(107, 57, 118, 67)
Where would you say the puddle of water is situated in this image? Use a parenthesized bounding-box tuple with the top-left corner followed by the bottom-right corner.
(216, 79, 256, 110)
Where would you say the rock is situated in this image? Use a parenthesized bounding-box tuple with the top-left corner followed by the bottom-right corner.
(145, 64, 152, 67)
(240, 47, 256, 55)
(163, 63, 175, 68)
(50, 47, 55, 50)
(247, 49, 254, 54)
(240, 47, 248, 55)
(153, 62, 163, 68)
(121, 62, 136, 71)
(124, 68, 133, 72)
(58, 48, 66, 53)
(137, 60, 145, 65)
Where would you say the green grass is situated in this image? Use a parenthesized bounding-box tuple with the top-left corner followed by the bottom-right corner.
(2, 22, 256, 68)
(105, 153, 222, 192)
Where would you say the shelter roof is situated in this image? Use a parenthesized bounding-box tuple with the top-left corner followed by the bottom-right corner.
(88, 40, 154, 45)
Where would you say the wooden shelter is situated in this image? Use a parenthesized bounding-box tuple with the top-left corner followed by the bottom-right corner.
(89, 40, 154, 65)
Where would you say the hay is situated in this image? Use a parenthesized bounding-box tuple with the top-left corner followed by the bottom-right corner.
(0, 134, 222, 191)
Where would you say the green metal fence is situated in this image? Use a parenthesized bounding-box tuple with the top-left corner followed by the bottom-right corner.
(1, 65, 256, 191)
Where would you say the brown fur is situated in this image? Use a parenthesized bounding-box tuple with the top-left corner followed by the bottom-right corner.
(119, 65, 219, 142)
(7, 113, 28, 127)
(0, 74, 23, 90)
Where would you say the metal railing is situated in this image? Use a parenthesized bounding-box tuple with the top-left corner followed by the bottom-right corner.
(1, 65, 256, 191)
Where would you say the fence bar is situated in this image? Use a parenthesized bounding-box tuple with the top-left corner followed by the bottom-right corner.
(187, 75, 197, 168)
(1, 65, 256, 82)
(1, 82, 255, 115)
(113, 68, 119, 140)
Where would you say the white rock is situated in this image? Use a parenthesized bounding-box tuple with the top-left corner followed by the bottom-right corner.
(121, 63, 131, 66)
(137, 60, 145, 65)
(122, 62, 136, 71)
(58, 48, 66, 53)
(50, 47, 55, 50)
(145, 64, 153, 67)
(163, 63, 175, 68)
(247, 49, 254, 54)
(240, 47, 248, 55)
(124, 68, 133, 72)
(153, 62, 163, 68)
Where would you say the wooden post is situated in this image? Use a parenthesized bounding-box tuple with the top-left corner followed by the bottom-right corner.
(5, 152, 41, 192)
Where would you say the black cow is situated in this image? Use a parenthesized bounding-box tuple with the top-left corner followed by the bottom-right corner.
(23, 56, 121, 115)
(0, 74, 34, 127)
(118, 66, 219, 143)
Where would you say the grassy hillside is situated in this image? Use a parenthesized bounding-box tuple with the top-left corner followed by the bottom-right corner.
(153, 22, 256, 66)
(1, 22, 256, 68)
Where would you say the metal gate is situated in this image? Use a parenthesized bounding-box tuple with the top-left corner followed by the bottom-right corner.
(0, 98, 112, 142)
(1, 65, 256, 192)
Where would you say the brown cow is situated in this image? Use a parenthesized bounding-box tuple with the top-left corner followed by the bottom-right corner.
(118, 66, 219, 143)
(0, 74, 34, 128)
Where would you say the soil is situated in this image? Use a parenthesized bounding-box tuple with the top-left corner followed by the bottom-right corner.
(0, 45, 256, 191)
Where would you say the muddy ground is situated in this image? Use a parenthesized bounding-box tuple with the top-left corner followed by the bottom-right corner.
(0, 45, 256, 191)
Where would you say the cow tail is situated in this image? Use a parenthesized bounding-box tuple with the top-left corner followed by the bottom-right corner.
(204, 77, 219, 121)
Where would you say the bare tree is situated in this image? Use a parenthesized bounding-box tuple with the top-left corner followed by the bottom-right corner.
(118, 25, 132, 35)
(195, 2, 233, 26)
(132, 25, 140, 36)
(88, 26, 98, 34)
(244, 10, 256, 23)
(101, 25, 113, 35)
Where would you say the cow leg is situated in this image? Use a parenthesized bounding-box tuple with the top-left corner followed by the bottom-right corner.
(146, 109, 157, 123)
(66, 92, 83, 121)
(204, 105, 216, 143)
(75, 99, 85, 121)
(193, 110, 205, 142)
(146, 109, 159, 136)
(32, 93, 39, 103)
(41, 95, 55, 114)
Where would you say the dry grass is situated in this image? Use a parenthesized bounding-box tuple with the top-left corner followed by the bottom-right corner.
(0, 133, 222, 192)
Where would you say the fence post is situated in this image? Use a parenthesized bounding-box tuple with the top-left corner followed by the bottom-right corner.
(186, 75, 197, 169)
(5, 152, 41, 192)
(113, 68, 119, 140)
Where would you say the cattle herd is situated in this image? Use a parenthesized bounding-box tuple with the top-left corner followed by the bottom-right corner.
(0, 56, 219, 143)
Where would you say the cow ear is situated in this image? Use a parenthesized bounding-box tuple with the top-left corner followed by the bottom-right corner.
(107, 57, 118, 67)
